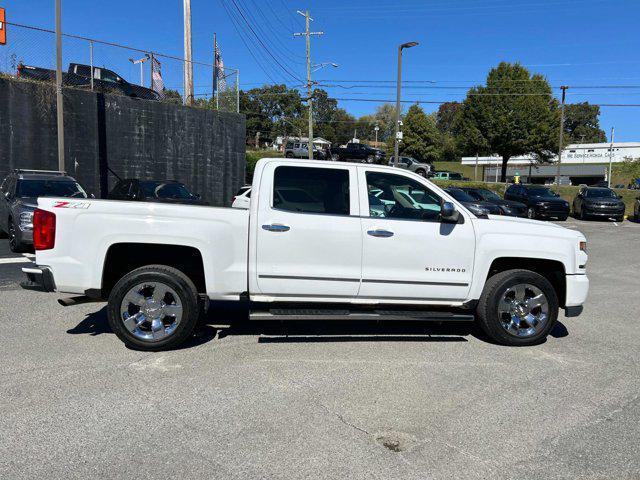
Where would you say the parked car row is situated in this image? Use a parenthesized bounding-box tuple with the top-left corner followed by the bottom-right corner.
(1, 169, 205, 252)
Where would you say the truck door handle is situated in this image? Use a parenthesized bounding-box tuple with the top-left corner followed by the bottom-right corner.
(262, 224, 290, 232)
(367, 229, 394, 238)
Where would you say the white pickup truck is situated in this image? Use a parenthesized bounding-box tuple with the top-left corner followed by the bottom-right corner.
(22, 159, 589, 350)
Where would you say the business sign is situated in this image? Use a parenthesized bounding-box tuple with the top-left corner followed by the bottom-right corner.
(0, 8, 6, 45)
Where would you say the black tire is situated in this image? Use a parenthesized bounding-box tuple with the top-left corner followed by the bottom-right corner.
(557, 215, 568, 221)
(285, 152, 294, 158)
(107, 265, 200, 351)
(616, 215, 624, 223)
(526, 207, 537, 219)
(8, 219, 28, 253)
(476, 269, 559, 346)
(416, 169, 427, 177)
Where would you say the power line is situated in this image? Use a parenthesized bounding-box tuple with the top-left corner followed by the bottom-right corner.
(225, 0, 304, 82)
(217, 0, 280, 84)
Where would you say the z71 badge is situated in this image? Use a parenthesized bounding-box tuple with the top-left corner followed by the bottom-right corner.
(53, 201, 91, 209)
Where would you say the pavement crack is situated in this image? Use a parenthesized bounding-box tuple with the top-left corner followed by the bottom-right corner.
(289, 378, 371, 437)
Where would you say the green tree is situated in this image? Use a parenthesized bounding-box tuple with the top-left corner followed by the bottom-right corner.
(436, 102, 462, 135)
(240, 84, 305, 143)
(564, 102, 607, 143)
(398, 104, 441, 162)
(457, 62, 558, 181)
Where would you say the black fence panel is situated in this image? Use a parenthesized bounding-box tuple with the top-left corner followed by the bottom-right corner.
(0, 77, 245, 206)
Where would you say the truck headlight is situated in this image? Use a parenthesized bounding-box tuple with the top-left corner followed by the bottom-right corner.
(19, 211, 34, 230)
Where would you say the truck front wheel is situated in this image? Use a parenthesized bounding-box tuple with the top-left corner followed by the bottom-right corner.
(476, 269, 559, 346)
(107, 265, 201, 351)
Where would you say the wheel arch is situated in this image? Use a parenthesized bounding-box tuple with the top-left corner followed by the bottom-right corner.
(485, 257, 566, 307)
(101, 243, 206, 299)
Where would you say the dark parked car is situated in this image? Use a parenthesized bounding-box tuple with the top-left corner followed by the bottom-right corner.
(572, 186, 625, 222)
(0, 169, 89, 252)
(18, 62, 161, 101)
(108, 179, 207, 205)
(330, 142, 385, 163)
(459, 187, 527, 217)
(445, 187, 503, 217)
(504, 184, 570, 221)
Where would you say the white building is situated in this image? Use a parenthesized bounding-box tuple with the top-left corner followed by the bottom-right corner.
(461, 142, 640, 185)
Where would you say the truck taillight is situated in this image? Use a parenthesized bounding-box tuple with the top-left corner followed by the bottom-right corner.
(33, 209, 56, 250)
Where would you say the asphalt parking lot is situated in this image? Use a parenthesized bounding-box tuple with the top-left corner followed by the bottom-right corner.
(1, 217, 639, 480)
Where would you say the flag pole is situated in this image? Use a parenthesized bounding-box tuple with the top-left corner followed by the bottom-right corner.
(213, 33, 218, 110)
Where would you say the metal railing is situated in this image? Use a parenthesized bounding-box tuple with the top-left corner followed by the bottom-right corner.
(0, 21, 239, 112)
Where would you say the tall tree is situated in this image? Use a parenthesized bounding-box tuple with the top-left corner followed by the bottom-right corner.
(457, 62, 558, 181)
(398, 104, 441, 162)
(435, 101, 462, 135)
(563, 102, 607, 143)
(240, 84, 304, 143)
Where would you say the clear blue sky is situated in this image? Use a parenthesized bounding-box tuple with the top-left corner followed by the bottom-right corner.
(4, 0, 640, 140)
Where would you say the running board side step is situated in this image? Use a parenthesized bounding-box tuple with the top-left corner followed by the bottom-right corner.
(250, 309, 475, 322)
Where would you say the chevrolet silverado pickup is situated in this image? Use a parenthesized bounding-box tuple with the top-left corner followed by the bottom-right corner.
(21, 159, 589, 351)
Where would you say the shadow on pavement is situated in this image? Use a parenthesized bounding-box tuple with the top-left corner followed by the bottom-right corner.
(66, 302, 570, 348)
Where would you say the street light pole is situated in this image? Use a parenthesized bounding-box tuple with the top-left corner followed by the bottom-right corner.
(394, 41, 418, 168)
(555, 85, 568, 190)
(55, 0, 65, 172)
(608, 127, 615, 188)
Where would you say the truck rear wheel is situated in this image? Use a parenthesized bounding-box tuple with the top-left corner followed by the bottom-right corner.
(107, 265, 200, 351)
(476, 269, 558, 346)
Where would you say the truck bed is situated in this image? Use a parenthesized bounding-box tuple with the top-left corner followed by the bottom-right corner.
(35, 198, 250, 300)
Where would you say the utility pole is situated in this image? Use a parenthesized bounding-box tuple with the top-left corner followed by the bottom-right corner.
(55, 0, 65, 172)
(555, 85, 568, 190)
(608, 127, 615, 188)
(183, 0, 194, 106)
(294, 10, 323, 160)
(374, 124, 379, 145)
(394, 42, 419, 167)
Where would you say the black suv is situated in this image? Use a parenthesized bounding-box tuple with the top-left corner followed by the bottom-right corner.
(0, 169, 89, 252)
(459, 187, 527, 217)
(504, 184, 570, 221)
(445, 187, 503, 217)
(572, 186, 625, 222)
(108, 179, 207, 205)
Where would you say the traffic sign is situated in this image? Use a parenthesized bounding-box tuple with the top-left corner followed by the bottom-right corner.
(0, 8, 6, 45)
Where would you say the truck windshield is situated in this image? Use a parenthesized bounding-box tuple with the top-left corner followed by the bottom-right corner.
(17, 180, 88, 198)
(140, 182, 195, 199)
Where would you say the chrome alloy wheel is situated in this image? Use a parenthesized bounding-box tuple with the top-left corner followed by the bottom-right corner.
(119, 282, 183, 342)
(497, 283, 549, 338)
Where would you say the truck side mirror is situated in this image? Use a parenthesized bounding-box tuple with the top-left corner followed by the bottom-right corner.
(440, 201, 460, 223)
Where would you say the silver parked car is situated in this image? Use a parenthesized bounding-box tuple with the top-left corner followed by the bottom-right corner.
(388, 156, 433, 177)
(0, 169, 89, 252)
(285, 141, 327, 160)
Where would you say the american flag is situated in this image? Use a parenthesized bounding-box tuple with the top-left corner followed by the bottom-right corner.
(214, 42, 226, 93)
(151, 56, 164, 98)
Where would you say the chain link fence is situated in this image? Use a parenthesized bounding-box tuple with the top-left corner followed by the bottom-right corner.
(0, 22, 239, 112)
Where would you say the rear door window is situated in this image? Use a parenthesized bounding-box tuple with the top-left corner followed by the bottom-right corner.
(273, 166, 350, 215)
